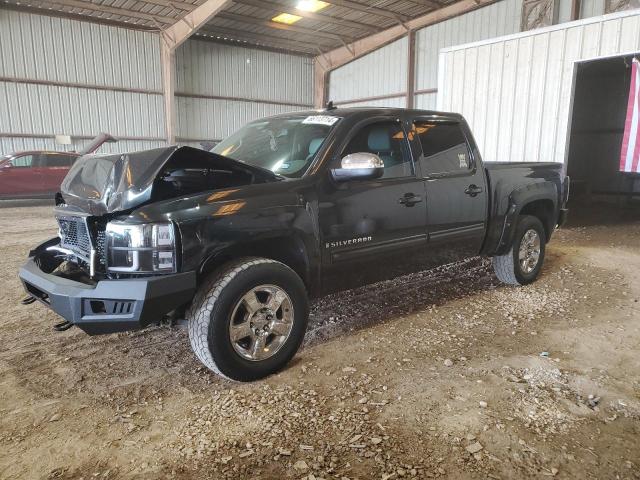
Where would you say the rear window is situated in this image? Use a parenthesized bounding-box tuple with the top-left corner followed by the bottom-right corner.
(41, 153, 76, 167)
(413, 121, 472, 176)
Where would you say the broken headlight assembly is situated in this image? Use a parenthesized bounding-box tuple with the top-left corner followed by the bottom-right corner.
(104, 222, 177, 274)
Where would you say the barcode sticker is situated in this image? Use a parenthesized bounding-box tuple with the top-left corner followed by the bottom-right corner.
(302, 115, 340, 126)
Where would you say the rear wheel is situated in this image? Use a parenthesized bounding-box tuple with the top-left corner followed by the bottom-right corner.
(492, 215, 546, 286)
(187, 258, 309, 381)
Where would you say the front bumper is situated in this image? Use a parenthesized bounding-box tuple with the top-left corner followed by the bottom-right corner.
(19, 257, 197, 335)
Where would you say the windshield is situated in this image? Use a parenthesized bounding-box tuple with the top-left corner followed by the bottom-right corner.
(212, 115, 339, 178)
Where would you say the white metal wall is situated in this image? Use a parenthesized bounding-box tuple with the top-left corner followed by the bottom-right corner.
(175, 39, 314, 144)
(328, 37, 408, 105)
(581, 0, 607, 18)
(437, 10, 640, 164)
(414, 0, 522, 108)
(326, 0, 521, 108)
(0, 9, 165, 155)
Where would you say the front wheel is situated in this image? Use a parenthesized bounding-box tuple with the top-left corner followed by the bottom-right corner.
(187, 258, 309, 381)
(492, 215, 546, 286)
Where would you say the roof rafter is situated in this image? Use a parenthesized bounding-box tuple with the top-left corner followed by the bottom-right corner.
(324, 0, 411, 23)
(28, 0, 176, 25)
(197, 27, 319, 53)
(163, 0, 232, 49)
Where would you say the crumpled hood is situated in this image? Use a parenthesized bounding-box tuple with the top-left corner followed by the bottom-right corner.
(58, 146, 278, 216)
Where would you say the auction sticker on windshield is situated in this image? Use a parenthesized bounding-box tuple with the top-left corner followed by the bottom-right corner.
(302, 116, 340, 126)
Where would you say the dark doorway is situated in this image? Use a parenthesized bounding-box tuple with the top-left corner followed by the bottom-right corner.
(566, 54, 640, 226)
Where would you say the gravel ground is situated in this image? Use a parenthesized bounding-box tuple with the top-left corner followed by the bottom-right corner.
(0, 202, 639, 480)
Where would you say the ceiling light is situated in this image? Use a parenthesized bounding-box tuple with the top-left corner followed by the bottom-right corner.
(296, 0, 329, 12)
(272, 12, 302, 24)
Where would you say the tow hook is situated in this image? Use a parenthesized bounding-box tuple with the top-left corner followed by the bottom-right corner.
(53, 321, 74, 332)
(21, 295, 36, 305)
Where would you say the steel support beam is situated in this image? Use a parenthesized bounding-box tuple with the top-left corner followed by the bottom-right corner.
(160, 43, 176, 144)
(406, 30, 416, 109)
(570, 0, 581, 20)
(313, 0, 498, 107)
(160, 0, 233, 144)
(162, 0, 233, 50)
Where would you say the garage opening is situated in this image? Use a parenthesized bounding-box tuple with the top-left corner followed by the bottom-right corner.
(566, 54, 640, 224)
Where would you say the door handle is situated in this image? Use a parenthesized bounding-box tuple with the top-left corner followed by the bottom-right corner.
(464, 184, 483, 197)
(398, 193, 423, 207)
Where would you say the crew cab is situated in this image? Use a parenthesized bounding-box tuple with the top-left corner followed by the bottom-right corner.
(19, 108, 569, 381)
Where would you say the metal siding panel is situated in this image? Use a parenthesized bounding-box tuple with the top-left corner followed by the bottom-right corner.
(511, 37, 534, 163)
(557, 0, 573, 24)
(0, 81, 164, 139)
(0, 136, 165, 155)
(329, 37, 408, 102)
(0, 9, 164, 153)
(176, 39, 313, 106)
(414, 92, 437, 110)
(483, 41, 505, 162)
(581, 0, 606, 19)
(600, 18, 622, 55)
(524, 34, 550, 163)
(338, 97, 407, 108)
(438, 11, 640, 166)
(415, 0, 522, 93)
(496, 39, 519, 163)
(539, 29, 566, 164)
(0, 9, 161, 90)
(176, 96, 305, 141)
(473, 44, 492, 159)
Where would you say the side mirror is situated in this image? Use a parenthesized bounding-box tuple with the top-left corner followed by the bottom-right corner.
(331, 152, 384, 182)
(0, 162, 12, 170)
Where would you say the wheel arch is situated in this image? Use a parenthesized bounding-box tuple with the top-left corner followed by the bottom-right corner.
(198, 234, 315, 295)
(493, 182, 558, 255)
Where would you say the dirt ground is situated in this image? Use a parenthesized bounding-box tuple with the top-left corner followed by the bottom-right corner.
(0, 201, 639, 480)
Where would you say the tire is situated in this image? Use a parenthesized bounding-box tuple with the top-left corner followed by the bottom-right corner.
(187, 257, 309, 381)
(492, 215, 546, 286)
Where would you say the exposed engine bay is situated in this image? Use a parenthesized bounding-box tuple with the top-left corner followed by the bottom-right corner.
(58, 146, 279, 216)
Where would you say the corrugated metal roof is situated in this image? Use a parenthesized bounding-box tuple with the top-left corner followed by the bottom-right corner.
(0, 0, 453, 55)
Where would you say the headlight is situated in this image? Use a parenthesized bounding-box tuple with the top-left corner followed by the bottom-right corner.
(105, 222, 177, 274)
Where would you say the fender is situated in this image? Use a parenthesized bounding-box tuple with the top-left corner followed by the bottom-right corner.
(493, 181, 558, 256)
(192, 204, 322, 296)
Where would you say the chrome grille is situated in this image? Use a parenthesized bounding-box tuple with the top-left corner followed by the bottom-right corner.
(96, 228, 107, 266)
(57, 216, 92, 261)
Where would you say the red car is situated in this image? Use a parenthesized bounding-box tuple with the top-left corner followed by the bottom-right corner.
(0, 151, 80, 198)
(0, 134, 116, 199)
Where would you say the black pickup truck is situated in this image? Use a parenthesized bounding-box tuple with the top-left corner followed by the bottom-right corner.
(19, 108, 569, 381)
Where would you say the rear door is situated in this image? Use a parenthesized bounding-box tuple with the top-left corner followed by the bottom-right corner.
(39, 153, 75, 193)
(410, 118, 488, 261)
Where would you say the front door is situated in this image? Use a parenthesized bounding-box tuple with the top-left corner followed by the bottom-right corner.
(318, 118, 428, 294)
(411, 118, 488, 262)
(0, 154, 40, 197)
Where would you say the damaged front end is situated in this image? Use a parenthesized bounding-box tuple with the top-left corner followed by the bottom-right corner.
(46, 145, 279, 280)
(20, 146, 277, 333)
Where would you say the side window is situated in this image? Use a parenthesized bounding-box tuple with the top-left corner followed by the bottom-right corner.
(413, 121, 472, 176)
(10, 155, 33, 168)
(42, 154, 75, 167)
(341, 121, 413, 179)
